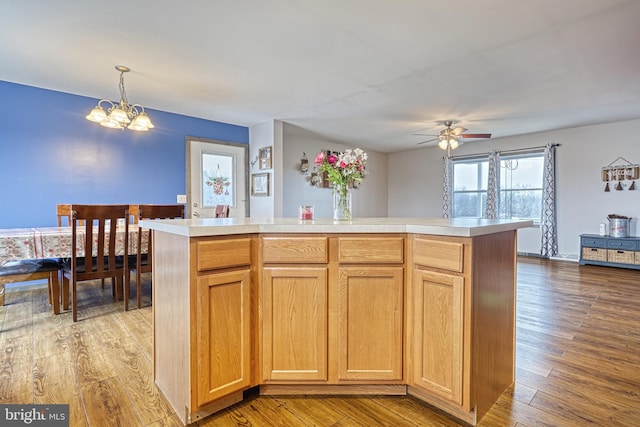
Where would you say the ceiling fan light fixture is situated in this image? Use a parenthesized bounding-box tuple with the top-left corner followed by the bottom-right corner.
(86, 65, 153, 131)
(438, 139, 448, 150)
(449, 138, 459, 150)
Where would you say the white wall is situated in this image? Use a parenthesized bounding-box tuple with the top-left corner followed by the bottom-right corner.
(282, 124, 388, 219)
(388, 119, 640, 259)
(249, 120, 284, 218)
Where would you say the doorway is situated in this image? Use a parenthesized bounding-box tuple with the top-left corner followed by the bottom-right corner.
(186, 137, 248, 218)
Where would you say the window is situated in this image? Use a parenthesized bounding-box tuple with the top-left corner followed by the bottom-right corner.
(452, 152, 544, 222)
(453, 160, 488, 218)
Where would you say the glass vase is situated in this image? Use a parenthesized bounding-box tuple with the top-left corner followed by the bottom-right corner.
(332, 185, 352, 221)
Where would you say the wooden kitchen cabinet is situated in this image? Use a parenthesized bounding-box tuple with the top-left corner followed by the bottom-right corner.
(411, 236, 467, 409)
(261, 234, 405, 385)
(412, 268, 465, 404)
(337, 266, 404, 381)
(408, 232, 517, 425)
(153, 233, 255, 425)
(195, 269, 251, 406)
(261, 267, 329, 381)
(336, 234, 405, 382)
(147, 219, 523, 426)
(261, 236, 329, 382)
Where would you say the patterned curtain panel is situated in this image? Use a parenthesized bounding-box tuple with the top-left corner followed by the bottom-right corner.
(541, 143, 558, 257)
(485, 150, 500, 219)
(442, 156, 453, 218)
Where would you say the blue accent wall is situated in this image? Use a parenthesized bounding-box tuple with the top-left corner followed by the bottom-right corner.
(0, 81, 248, 228)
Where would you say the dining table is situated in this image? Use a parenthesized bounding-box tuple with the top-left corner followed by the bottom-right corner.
(0, 225, 148, 310)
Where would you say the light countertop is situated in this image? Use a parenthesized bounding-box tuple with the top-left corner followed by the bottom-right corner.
(139, 217, 533, 238)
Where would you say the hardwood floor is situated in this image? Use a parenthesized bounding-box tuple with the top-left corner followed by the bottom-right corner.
(1, 257, 639, 426)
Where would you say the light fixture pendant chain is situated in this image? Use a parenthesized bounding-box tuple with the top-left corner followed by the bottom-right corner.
(118, 71, 129, 107)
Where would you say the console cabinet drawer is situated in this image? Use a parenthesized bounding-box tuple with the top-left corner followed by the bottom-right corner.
(606, 239, 636, 251)
(581, 236, 606, 248)
(607, 249, 635, 264)
(582, 247, 607, 262)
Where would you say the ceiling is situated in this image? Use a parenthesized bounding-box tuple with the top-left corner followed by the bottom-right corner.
(2, 0, 640, 153)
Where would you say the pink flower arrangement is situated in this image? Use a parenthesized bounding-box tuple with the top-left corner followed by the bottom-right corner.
(314, 148, 368, 189)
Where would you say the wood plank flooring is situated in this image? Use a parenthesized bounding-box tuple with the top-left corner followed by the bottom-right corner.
(1, 257, 639, 426)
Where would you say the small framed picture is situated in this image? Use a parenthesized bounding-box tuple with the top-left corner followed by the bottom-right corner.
(251, 173, 270, 196)
(258, 146, 272, 170)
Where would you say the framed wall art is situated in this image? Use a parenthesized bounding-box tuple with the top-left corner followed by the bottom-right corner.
(251, 173, 270, 196)
(258, 146, 272, 170)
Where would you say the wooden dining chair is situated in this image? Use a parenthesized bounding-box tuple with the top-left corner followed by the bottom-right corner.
(0, 205, 70, 312)
(61, 204, 130, 322)
(215, 204, 230, 218)
(130, 204, 185, 308)
(58, 204, 85, 227)
(0, 260, 62, 311)
(57, 204, 72, 226)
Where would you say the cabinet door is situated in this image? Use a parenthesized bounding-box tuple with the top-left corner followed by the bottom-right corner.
(262, 267, 328, 381)
(412, 269, 464, 405)
(337, 267, 404, 381)
(195, 269, 251, 408)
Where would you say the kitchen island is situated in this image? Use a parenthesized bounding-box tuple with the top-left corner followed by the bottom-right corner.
(140, 217, 532, 425)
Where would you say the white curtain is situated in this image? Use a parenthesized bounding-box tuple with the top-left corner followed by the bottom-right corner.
(541, 143, 558, 257)
(442, 156, 453, 218)
(485, 150, 500, 219)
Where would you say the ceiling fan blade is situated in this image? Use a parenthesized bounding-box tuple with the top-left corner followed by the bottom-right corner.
(416, 138, 438, 145)
(451, 127, 468, 135)
(413, 133, 438, 137)
(461, 133, 492, 139)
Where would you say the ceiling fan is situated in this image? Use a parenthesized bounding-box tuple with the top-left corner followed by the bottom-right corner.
(415, 120, 492, 151)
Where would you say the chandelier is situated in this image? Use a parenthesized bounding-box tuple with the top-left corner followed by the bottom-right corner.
(85, 65, 154, 131)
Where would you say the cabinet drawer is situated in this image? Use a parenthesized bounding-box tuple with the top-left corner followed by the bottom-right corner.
(582, 247, 606, 262)
(338, 237, 404, 264)
(262, 237, 328, 264)
(607, 239, 636, 251)
(413, 239, 463, 273)
(580, 236, 606, 248)
(607, 249, 635, 264)
(197, 238, 251, 271)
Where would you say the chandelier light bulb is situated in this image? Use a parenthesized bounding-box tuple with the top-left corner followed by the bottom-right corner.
(86, 106, 107, 122)
(108, 106, 131, 124)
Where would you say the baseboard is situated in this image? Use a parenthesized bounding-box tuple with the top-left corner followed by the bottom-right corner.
(517, 252, 580, 263)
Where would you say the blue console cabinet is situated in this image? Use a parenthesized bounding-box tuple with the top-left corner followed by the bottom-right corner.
(579, 234, 640, 270)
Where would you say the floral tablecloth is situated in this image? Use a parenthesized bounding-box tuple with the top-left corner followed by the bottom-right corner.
(0, 226, 148, 265)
